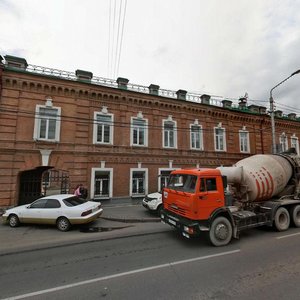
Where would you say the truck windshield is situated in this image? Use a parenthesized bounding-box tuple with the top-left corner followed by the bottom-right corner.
(167, 174, 197, 193)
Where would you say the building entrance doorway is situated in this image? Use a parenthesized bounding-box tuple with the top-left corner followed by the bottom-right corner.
(18, 167, 69, 205)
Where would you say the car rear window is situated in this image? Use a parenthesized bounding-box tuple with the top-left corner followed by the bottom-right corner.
(63, 197, 86, 207)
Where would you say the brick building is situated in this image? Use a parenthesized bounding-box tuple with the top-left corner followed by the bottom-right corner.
(1, 55, 300, 207)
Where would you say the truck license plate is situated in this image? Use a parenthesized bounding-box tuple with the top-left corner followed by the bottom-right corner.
(168, 218, 176, 226)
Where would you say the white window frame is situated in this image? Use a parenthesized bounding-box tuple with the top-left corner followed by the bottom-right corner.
(91, 167, 113, 199)
(239, 129, 250, 153)
(93, 112, 114, 145)
(130, 117, 148, 147)
(214, 125, 226, 151)
(162, 118, 177, 149)
(33, 105, 61, 142)
(279, 132, 288, 152)
(190, 123, 204, 150)
(291, 135, 299, 154)
(130, 168, 148, 197)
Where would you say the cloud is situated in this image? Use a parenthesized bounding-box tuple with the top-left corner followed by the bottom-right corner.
(1, 0, 300, 112)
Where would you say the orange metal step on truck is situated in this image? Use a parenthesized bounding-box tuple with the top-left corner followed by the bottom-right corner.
(161, 149, 300, 246)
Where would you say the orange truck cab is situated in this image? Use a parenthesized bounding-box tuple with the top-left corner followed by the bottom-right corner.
(161, 168, 235, 244)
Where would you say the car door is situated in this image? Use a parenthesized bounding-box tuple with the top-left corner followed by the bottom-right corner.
(20, 198, 48, 223)
(39, 199, 62, 224)
(198, 177, 225, 219)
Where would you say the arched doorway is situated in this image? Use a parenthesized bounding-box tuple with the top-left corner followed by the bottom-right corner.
(18, 167, 69, 205)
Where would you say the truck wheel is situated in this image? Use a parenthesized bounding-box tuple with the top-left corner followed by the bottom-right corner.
(209, 216, 232, 247)
(290, 205, 300, 227)
(274, 207, 290, 231)
(157, 205, 163, 216)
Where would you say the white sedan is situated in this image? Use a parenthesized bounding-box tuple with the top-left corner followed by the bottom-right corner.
(2, 194, 103, 231)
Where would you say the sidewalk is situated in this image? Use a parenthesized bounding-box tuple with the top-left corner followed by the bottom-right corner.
(0, 202, 170, 256)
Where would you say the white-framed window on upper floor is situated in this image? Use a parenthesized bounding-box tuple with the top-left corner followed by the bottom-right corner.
(214, 123, 226, 151)
(190, 120, 203, 150)
(291, 134, 299, 154)
(163, 116, 177, 149)
(239, 127, 250, 153)
(131, 112, 148, 147)
(93, 107, 114, 144)
(279, 132, 288, 152)
(33, 98, 61, 142)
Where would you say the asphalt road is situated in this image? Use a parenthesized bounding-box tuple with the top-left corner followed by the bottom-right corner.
(1, 227, 300, 300)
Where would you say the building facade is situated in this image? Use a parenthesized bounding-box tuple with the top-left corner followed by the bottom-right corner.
(1, 55, 300, 207)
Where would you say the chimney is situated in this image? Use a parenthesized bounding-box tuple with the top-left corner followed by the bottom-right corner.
(75, 69, 93, 82)
(259, 106, 267, 114)
(200, 94, 211, 105)
(248, 105, 259, 113)
(176, 89, 187, 100)
(288, 113, 296, 120)
(4, 55, 28, 70)
(222, 99, 232, 108)
(117, 77, 129, 90)
(149, 84, 160, 95)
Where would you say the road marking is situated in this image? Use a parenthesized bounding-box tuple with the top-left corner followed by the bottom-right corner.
(2, 249, 240, 300)
(276, 232, 300, 239)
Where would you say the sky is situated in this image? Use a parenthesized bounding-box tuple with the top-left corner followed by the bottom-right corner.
(1, 0, 300, 115)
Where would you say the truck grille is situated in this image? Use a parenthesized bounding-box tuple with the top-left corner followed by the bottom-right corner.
(167, 204, 187, 216)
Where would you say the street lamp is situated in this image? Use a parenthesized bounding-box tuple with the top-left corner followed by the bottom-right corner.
(270, 69, 300, 154)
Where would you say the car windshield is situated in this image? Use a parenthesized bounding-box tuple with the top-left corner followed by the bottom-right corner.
(167, 174, 197, 193)
(63, 196, 87, 207)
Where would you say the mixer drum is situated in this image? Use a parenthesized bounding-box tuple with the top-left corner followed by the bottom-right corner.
(220, 155, 292, 202)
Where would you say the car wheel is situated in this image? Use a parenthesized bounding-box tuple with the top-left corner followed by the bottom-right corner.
(9, 214, 20, 228)
(56, 217, 71, 232)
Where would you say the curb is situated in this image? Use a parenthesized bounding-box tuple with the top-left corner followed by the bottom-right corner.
(0, 226, 171, 257)
(101, 216, 160, 223)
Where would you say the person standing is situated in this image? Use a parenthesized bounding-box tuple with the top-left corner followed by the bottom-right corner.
(74, 184, 82, 197)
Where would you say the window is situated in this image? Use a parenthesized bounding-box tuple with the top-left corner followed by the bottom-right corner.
(214, 126, 226, 151)
(200, 178, 217, 192)
(131, 117, 147, 146)
(45, 199, 61, 208)
(34, 106, 61, 141)
(91, 167, 113, 200)
(131, 171, 147, 196)
(63, 197, 86, 207)
(190, 124, 203, 150)
(167, 174, 197, 193)
(291, 135, 299, 154)
(239, 130, 250, 153)
(163, 119, 177, 148)
(30, 199, 48, 208)
(93, 113, 113, 144)
(279, 133, 288, 152)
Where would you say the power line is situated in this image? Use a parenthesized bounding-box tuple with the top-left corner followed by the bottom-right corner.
(107, 0, 127, 79)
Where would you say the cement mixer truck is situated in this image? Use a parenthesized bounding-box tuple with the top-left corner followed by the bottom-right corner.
(160, 150, 300, 246)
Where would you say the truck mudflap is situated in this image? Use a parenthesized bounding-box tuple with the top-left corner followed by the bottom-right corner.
(160, 208, 209, 238)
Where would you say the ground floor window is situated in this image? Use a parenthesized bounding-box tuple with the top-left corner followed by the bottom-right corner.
(130, 169, 148, 197)
(91, 168, 113, 199)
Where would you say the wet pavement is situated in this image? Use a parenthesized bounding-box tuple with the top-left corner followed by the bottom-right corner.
(0, 201, 170, 256)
